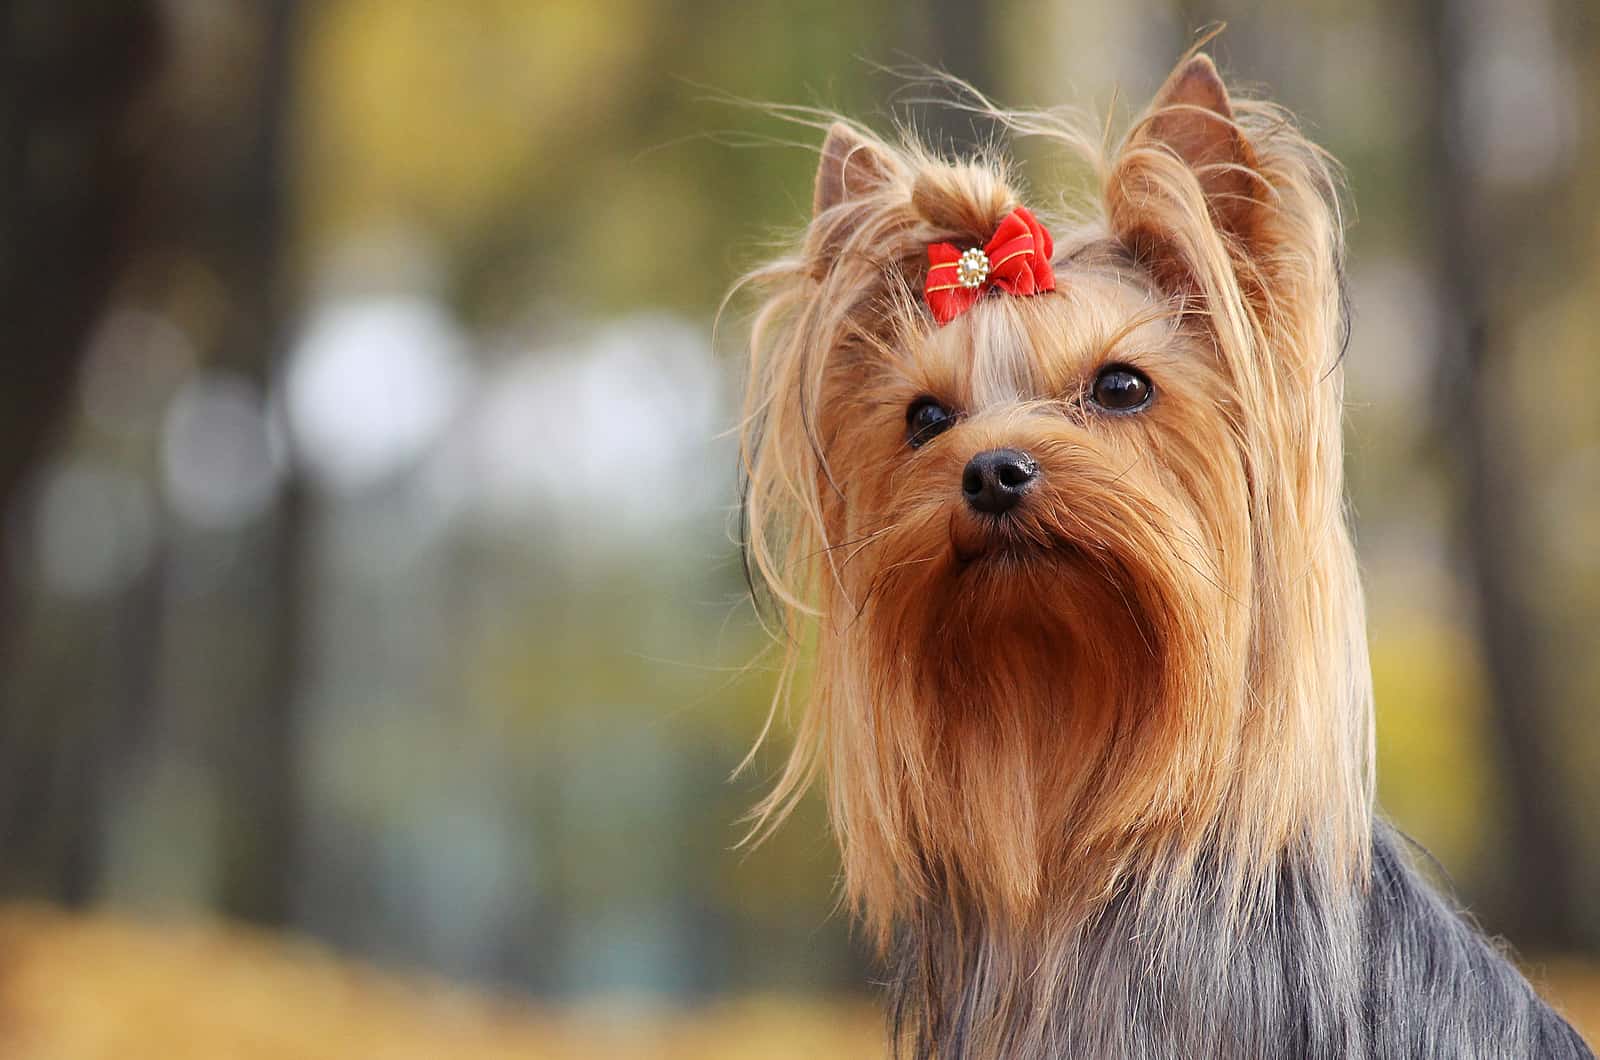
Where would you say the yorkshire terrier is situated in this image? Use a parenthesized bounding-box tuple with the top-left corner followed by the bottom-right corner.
(734, 51, 1592, 1059)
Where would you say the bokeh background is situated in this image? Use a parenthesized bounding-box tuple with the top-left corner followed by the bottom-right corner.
(1, 0, 1596, 1055)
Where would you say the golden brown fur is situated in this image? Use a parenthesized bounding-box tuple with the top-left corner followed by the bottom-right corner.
(738, 51, 1370, 948)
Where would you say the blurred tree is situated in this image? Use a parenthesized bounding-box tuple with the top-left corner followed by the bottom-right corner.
(0, 0, 162, 901)
(921, 0, 994, 152)
(1415, 0, 1588, 949)
(0, 0, 311, 928)
(116, 0, 310, 926)
(207, 0, 307, 928)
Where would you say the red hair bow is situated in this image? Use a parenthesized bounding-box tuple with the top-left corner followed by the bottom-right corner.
(924, 207, 1056, 325)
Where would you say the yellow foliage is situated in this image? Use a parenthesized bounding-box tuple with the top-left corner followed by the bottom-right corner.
(1370, 609, 1500, 874)
(296, 0, 649, 249)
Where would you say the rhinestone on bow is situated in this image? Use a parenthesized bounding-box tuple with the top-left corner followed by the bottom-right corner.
(955, 247, 990, 288)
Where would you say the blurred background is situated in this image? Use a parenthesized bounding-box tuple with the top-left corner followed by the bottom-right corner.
(0, 0, 1596, 1055)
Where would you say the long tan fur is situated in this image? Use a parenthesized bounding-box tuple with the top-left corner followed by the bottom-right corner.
(737, 52, 1372, 956)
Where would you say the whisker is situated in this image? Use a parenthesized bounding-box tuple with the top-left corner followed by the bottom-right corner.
(808, 524, 896, 562)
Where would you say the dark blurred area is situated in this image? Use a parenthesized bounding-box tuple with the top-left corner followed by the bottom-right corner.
(0, 0, 1596, 1053)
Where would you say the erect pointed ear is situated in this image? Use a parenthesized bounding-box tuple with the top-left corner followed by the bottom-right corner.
(814, 122, 896, 216)
(1107, 55, 1280, 302)
(1111, 54, 1273, 279)
(1138, 54, 1266, 238)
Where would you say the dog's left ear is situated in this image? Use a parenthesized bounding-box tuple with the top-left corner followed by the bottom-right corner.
(1108, 55, 1274, 291)
(814, 122, 897, 216)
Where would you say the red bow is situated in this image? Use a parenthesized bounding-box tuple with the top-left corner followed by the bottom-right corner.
(924, 207, 1056, 325)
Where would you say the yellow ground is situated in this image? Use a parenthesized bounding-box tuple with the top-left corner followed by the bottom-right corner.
(0, 905, 883, 1059)
(0, 904, 1592, 1058)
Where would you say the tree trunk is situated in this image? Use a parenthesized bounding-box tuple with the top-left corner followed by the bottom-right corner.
(0, 0, 162, 900)
(211, 0, 308, 928)
(1415, 0, 1581, 950)
(920, 0, 995, 153)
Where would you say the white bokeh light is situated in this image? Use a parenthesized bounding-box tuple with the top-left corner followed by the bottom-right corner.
(470, 314, 723, 545)
(32, 460, 156, 598)
(161, 371, 285, 530)
(284, 294, 474, 494)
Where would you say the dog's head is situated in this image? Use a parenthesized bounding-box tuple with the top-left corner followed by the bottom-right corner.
(739, 55, 1372, 938)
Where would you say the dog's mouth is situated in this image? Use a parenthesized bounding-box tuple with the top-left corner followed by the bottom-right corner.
(949, 508, 1075, 567)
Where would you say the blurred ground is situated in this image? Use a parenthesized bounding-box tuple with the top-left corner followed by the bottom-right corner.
(0, 907, 1592, 1059)
(1542, 961, 1600, 1053)
(0, 906, 884, 1059)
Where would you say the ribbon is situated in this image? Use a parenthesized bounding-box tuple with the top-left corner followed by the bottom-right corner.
(924, 207, 1056, 325)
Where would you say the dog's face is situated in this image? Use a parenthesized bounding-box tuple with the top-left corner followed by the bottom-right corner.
(801, 234, 1258, 925)
(740, 55, 1371, 933)
(815, 249, 1251, 740)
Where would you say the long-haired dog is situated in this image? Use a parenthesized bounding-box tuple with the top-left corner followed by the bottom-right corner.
(733, 51, 1592, 1059)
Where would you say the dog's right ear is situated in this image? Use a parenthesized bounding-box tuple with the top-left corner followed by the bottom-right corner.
(813, 122, 896, 216)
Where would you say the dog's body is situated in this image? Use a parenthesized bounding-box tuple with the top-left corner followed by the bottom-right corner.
(735, 51, 1591, 1058)
(889, 822, 1589, 1058)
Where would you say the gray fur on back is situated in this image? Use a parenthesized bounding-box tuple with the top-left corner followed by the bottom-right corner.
(887, 823, 1592, 1059)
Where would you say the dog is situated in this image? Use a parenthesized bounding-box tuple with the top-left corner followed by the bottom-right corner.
(732, 49, 1593, 1059)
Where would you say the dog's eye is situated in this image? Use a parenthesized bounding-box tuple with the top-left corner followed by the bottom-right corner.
(1090, 365, 1153, 412)
(906, 398, 954, 447)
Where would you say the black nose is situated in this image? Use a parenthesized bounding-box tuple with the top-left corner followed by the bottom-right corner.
(961, 448, 1038, 515)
